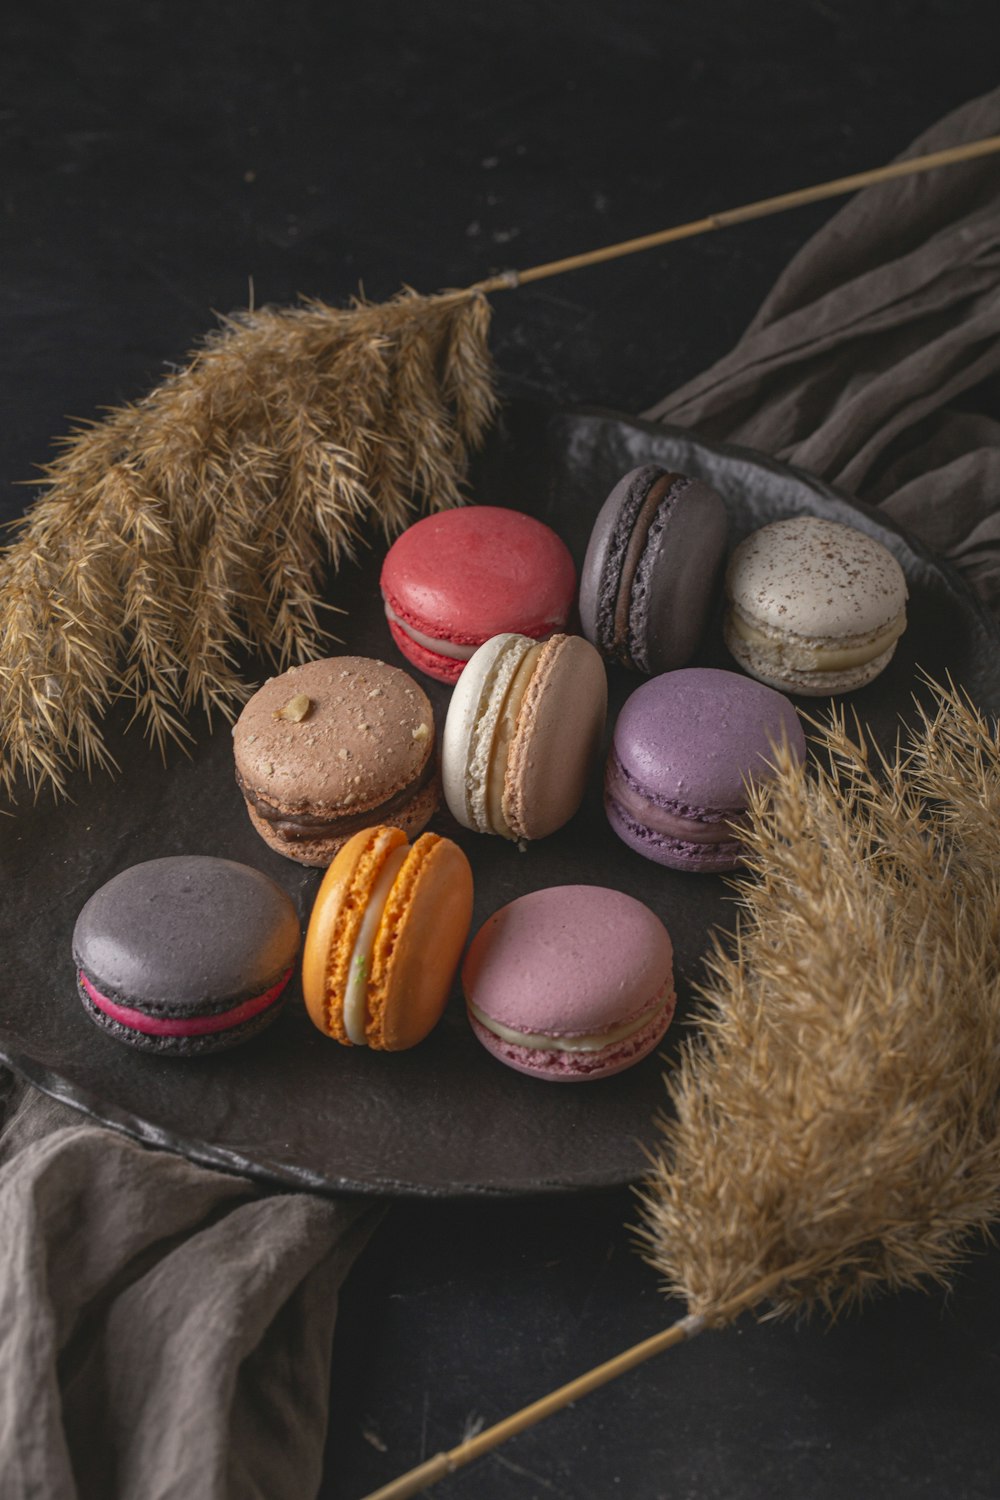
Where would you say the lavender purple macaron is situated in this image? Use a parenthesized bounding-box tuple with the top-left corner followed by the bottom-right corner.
(605, 667, 806, 872)
(580, 465, 728, 674)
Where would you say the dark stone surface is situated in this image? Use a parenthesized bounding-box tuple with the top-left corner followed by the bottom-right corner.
(4, 3, 1000, 1498)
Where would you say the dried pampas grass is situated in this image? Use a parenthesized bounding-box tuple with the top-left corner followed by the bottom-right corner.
(638, 678, 1000, 1323)
(0, 287, 496, 802)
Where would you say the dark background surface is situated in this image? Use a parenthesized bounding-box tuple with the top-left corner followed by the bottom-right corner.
(4, 3, 1000, 1498)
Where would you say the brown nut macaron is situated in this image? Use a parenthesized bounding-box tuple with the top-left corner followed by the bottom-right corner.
(233, 656, 439, 867)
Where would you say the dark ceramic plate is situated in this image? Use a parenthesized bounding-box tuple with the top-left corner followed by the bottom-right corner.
(3, 403, 999, 1197)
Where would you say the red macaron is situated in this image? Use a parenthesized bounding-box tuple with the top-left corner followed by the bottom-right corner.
(380, 506, 577, 683)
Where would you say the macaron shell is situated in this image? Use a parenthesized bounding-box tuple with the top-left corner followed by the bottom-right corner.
(463, 885, 672, 1036)
(579, 466, 728, 674)
(441, 633, 534, 832)
(503, 634, 607, 841)
(72, 856, 300, 1055)
(73, 856, 300, 1010)
(385, 614, 466, 685)
(611, 668, 804, 811)
(631, 477, 727, 673)
(380, 506, 576, 649)
(725, 516, 908, 652)
(233, 656, 435, 826)
(467, 995, 674, 1082)
(579, 466, 661, 649)
(302, 825, 408, 1041)
(368, 834, 474, 1051)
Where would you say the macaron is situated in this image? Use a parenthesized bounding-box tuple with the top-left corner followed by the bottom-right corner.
(463, 885, 675, 1082)
(380, 506, 577, 683)
(579, 464, 728, 674)
(605, 667, 806, 872)
(302, 824, 473, 1050)
(72, 856, 300, 1055)
(233, 656, 438, 867)
(441, 632, 607, 842)
(724, 515, 908, 695)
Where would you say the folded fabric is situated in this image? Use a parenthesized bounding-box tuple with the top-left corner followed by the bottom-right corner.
(0, 1076, 383, 1500)
(644, 84, 1000, 610)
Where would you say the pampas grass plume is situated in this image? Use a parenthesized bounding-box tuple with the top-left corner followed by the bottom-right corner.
(0, 288, 496, 802)
(637, 680, 1000, 1322)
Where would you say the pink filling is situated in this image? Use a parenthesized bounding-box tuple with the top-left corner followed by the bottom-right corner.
(79, 969, 292, 1037)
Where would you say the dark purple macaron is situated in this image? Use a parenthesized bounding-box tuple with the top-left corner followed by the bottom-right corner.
(579, 465, 728, 674)
(73, 856, 301, 1055)
(605, 668, 806, 872)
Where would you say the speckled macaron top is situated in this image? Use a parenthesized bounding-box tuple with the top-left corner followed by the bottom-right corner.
(726, 515, 908, 642)
(233, 656, 435, 821)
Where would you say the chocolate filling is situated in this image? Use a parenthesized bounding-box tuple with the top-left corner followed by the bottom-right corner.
(236, 753, 435, 842)
(610, 472, 682, 666)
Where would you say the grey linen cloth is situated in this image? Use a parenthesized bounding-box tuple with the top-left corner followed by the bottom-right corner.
(3, 84, 1000, 1500)
(0, 1075, 384, 1499)
(645, 85, 1000, 612)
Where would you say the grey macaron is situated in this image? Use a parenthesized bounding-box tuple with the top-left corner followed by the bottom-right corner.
(579, 465, 728, 674)
(73, 856, 301, 1055)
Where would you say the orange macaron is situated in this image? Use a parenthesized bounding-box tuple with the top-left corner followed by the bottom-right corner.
(302, 825, 473, 1050)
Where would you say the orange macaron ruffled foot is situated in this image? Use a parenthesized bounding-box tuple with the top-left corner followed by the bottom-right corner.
(303, 825, 473, 1051)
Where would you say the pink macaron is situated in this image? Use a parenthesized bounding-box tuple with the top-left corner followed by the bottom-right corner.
(380, 506, 577, 683)
(463, 885, 675, 1082)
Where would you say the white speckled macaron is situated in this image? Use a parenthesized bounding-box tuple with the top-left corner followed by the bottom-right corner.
(723, 516, 908, 695)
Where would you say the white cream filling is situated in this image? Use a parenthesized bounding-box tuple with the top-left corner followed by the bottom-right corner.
(384, 601, 477, 662)
(468, 992, 670, 1053)
(730, 609, 906, 672)
(463, 638, 526, 834)
(342, 844, 409, 1044)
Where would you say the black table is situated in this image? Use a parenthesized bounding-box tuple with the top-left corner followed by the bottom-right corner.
(4, 5, 1000, 1497)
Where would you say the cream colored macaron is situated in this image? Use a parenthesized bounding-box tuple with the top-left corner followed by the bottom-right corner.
(442, 633, 607, 841)
(724, 515, 908, 695)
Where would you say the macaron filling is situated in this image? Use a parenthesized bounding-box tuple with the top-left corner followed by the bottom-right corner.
(78, 968, 292, 1037)
(622, 477, 693, 672)
(341, 843, 409, 1045)
(382, 600, 479, 662)
(605, 753, 744, 845)
(463, 636, 544, 838)
(486, 641, 544, 837)
(726, 607, 907, 673)
(236, 752, 435, 842)
(467, 984, 672, 1054)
